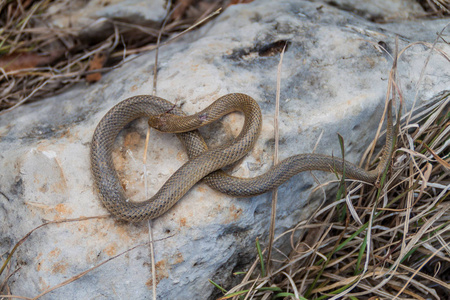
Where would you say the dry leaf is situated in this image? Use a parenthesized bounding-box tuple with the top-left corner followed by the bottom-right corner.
(0, 52, 60, 72)
(86, 52, 108, 83)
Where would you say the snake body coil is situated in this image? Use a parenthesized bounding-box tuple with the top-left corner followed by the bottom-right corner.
(91, 93, 392, 222)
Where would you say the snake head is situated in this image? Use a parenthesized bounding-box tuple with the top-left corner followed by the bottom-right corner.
(148, 114, 169, 132)
(148, 112, 208, 133)
(148, 114, 180, 132)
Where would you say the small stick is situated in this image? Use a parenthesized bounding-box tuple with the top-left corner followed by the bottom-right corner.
(266, 43, 287, 273)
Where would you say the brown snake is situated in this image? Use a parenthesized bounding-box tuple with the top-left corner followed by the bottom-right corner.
(91, 93, 393, 222)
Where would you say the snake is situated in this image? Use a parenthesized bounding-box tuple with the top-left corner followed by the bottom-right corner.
(91, 93, 393, 222)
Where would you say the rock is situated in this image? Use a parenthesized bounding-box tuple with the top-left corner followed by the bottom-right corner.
(49, 0, 167, 28)
(1, 0, 449, 299)
(48, 0, 167, 43)
(323, 0, 424, 21)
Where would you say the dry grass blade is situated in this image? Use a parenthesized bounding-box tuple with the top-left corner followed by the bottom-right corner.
(423, 0, 450, 14)
(266, 42, 287, 274)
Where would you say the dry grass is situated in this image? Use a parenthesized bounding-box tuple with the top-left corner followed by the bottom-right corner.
(0, 0, 225, 114)
(211, 29, 450, 300)
(419, 0, 450, 14)
(213, 96, 449, 300)
(212, 71, 450, 300)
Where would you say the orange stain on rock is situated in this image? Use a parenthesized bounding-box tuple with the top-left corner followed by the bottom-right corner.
(48, 248, 69, 274)
(176, 151, 187, 161)
(172, 252, 184, 264)
(197, 186, 207, 194)
(252, 147, 263, 164)
(39, 277, 50, 290)
(114, 225, 137, 244)
(179, 217, 187, 227)
(227, 114, 242, 135)
(55, 203, 73, 216)
(48, 248, 61, 258)
(85, 249, 97, 264)
(123, 132, 141, 149)
(104, 243, 118, 256)
(145, 259, 169, 287)
(76, 222, 90, 235)
(50, 177, 68, 194)
(38, 184, 48, 193)
(228, 205, 243, 222)
(51, 261, 68, 274)
(145, 253, 184, 288)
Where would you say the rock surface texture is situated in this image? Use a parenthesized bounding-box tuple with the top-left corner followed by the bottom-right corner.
(50, 0, 167, 29)
(1, 0, 449, 299)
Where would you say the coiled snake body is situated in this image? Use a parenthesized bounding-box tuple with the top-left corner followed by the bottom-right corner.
(91, 93, 393, 222)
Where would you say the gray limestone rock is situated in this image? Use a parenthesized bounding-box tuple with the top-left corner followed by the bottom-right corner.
(48, 0, 167, 43)
(49, 0, 167, 28)
(321, 0, 425, 21)
(1, 0, 449, 299)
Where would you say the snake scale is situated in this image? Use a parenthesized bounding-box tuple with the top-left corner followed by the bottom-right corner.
(91, 93, 393, 222)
